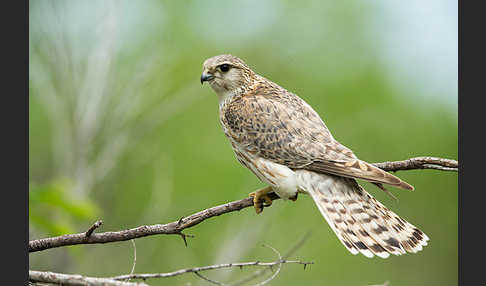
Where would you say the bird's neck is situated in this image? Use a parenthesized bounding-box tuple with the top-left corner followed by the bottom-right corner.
(216, 79, 257, 108)
(217, 90, 236, 107)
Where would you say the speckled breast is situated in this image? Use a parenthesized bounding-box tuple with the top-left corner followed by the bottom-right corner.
(219, 100, 278, 187)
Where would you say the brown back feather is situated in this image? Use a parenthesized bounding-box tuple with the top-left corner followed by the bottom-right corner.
(220, 76, 414, 190)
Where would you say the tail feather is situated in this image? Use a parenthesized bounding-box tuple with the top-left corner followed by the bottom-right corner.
(295, 170, 429, 258)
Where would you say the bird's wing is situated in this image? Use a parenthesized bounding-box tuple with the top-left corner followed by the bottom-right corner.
(222, 85, 413, 190)
(304, 158, 414, 190)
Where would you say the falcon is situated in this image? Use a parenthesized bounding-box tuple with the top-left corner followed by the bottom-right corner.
(200, 54, 429, 258)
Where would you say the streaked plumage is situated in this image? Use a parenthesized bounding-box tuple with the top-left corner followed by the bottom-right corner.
(201, 54, 428, 258)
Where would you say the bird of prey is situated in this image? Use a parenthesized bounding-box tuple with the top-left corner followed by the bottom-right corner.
(200, 54, 429, 258)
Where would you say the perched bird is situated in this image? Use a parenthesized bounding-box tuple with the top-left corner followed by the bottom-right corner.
(200, 54, 429, 258)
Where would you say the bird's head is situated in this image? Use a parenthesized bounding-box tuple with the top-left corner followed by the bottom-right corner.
(201, 54, 255, 98)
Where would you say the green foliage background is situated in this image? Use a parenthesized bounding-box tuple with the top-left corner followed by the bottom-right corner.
(29, 1, 457, 285)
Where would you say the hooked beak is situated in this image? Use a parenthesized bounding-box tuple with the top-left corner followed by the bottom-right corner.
(200, 72, 214, 84)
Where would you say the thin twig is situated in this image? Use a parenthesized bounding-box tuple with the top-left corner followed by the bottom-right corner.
(125, 239, 137, 283)
(28, 270, 148, 286)
(194, 271, 227, 286)
(29, 156, 457, 253)
(231, 232, 312, 286)
(85, 220, 103, 237)
(254, 244, 283, 286)
(109, 259, 314, 281)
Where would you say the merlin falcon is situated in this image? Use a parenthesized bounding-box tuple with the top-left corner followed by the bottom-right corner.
(200, 54, 429, 258)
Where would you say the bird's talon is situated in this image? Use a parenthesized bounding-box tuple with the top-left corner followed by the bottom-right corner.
(255, 205, 263, 214)
(249, 187, 274, 214)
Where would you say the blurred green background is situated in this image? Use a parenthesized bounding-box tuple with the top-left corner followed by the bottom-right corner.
(29, 0, 457, 285)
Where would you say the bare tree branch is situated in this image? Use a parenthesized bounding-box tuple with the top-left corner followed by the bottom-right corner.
(29, 156, 457, 253)
(28, 270, 149, 286)
(30, 251, 312, 286)
(30, 239, 312, 286)
(28, 195, 260, 253)
(372, 156, 457, 172)
(94, 237, 311, 285)
(108, 259, 313, 281)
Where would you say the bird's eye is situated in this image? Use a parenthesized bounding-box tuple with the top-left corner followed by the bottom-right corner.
(219, 64, 230, 72)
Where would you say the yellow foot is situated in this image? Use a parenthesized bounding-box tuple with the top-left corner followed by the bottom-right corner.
(249, 186, 274, 214)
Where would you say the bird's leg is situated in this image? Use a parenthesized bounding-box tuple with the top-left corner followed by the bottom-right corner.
(249, 186, 274, 214)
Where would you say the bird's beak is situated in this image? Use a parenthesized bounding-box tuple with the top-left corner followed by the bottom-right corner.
(200, 72, 214, 84)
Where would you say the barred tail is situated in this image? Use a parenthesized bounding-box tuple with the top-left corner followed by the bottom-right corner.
(295, 170, 429, 258)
